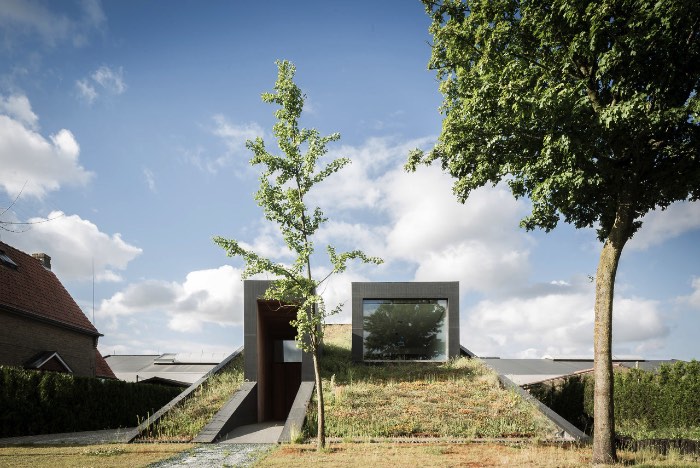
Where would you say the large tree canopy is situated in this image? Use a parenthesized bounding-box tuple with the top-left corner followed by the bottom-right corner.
(410, 0, 700, 462)
(410, 0, 700, 238)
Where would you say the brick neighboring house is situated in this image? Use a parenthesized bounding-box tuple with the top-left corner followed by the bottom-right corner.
(0, 241, 115, 379)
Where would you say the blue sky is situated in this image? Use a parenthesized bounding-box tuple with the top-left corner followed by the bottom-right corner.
(1, 0, 699, 360)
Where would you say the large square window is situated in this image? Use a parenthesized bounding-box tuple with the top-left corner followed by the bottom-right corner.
(362, 299, 447, 361)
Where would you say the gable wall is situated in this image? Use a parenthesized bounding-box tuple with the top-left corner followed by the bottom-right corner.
(0, 312, 96, 377)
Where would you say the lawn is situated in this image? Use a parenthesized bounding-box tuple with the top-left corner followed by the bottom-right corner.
(0, 443, 194, 468)
(257, 441, 700, 467)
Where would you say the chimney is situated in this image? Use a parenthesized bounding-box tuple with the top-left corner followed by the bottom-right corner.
(32, 253, 51, 270)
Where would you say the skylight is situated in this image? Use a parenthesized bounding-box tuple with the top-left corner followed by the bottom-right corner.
(0, 250, 18, 269)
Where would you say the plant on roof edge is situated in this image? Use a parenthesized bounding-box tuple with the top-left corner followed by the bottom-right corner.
(214, 59, 382, 450)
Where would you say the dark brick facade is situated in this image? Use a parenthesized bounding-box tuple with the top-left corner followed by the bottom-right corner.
(0, 311, 97, 377)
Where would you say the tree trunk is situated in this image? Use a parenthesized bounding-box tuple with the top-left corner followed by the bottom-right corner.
(312, 351, 325, 450)
(592, 202, 633, 464)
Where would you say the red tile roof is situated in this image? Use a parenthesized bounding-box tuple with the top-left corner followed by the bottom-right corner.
(95, 349, 117, 379)
(0, 241, 99, 336)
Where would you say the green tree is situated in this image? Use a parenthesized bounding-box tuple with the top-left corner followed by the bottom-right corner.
(409, 1, 700, 462)
(214, 60, 382, 450)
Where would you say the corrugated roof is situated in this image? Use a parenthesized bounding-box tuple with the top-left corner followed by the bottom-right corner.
(104, 353, 226, 385)
(105, 355, 160, 373)
(481, 358, 677, 385)
(0, 241, 99, 336)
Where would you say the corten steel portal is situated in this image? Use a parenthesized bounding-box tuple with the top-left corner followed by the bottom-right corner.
(351, 282, 460, 362)
(243, 280, 314, 423)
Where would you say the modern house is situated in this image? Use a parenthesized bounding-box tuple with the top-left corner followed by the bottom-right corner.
(0, 241, 115, 379)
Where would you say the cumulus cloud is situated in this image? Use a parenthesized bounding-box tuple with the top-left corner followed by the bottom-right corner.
(232, 136, 532, 296)
(212, 115, 264, 149)
(2, 211, 142, 282)
(98, 265, 245, 332)
(0, 0, 105, 48)
(76, 65, 127, 104)
(678, 277, 700, 309)
(0, 98, 93, 198)
(629, 201, 700, 250)
(0, 94, 38, 129)
(464, 279, 669, 358)
(238, 222, 294, 260)
(310, 136, 434, 211)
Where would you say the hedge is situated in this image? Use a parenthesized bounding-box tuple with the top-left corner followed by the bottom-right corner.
(0, 366, 182, 437)
(529, 360, 700, 437)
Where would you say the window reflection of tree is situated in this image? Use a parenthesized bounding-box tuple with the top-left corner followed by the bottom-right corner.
(363, 301, 446, 360)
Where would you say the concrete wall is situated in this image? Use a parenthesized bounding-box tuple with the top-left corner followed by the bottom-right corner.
(351, 282, 460, 362)
(0, 311, 96, 377)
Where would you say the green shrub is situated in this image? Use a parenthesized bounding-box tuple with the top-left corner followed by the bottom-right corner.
(0, 366, 181, 437)
(531, 360, 700, 440)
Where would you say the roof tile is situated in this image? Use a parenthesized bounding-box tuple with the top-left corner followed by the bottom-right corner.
(0, 241, 99, 335)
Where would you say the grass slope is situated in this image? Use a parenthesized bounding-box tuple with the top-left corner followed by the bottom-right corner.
(138, 353, 244, 442)
(308, 325, 557, 439)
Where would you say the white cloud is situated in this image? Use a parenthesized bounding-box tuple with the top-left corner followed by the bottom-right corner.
(92, 65, 126, 94)
(98, 335, 235, 356)
(76, 65, 127, 104)
(678, 277, 700, 309)
(98, 265, 245, 332)
(198, 114, 264, 174)
(76, 79, 97, 104)
(238, 222, 294, 260)
(629, 201, 700, 250)
(0, 101, 93, 198)
(143, 167, 156, 193)
(0, 0, 105, 48)
(413, 241, 529, 293)
(464, 279, 669, 358)
(317, 268, 374, 323)
(0, 94, 38, 129)
(183, 116, 264, 174)
(2, 211, 142, 282)
(236, 136, 532, 296)
(310, 136, 434, 211)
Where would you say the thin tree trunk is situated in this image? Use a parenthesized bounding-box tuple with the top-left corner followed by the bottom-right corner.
(313, 351, 325, 450)
(592, 201, 632, 464)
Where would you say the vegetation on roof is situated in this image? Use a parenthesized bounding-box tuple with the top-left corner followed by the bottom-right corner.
(137, 352, 244, 442)
(305, 325, 558, 439)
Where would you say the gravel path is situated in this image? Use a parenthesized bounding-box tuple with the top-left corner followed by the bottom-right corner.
(149, 443, 274, 467)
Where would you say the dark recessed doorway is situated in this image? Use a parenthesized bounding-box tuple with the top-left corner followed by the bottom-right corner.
(256, 300, 302, 422)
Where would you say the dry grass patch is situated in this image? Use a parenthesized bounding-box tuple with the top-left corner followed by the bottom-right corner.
(312, 325, 556, 439)
(0, 443, 193, 468)
(139, 353, 244, 442)
(258, 442, 589, 467)
(258, 442, 700, 467)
